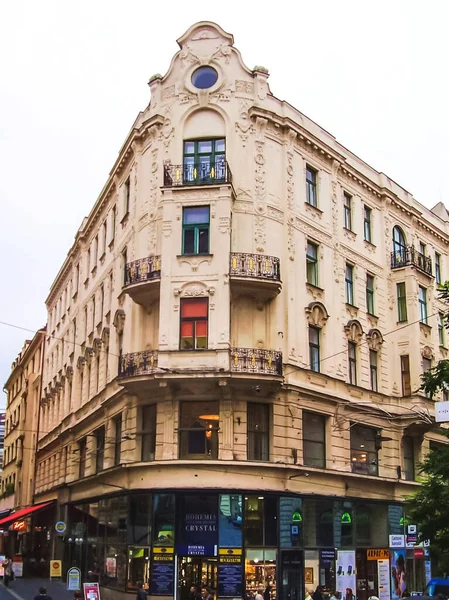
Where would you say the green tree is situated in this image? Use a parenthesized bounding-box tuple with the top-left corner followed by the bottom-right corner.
(407, 435, 449, 574)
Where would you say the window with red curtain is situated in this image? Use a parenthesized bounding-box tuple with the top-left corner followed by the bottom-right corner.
(180, 298, 208, 350)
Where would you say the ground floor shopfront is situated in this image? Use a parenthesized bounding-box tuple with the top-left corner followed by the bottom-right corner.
(53, 490, 430, 600)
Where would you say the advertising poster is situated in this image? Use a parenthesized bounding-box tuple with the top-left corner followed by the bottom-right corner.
(336, 551, 356, 599)
(12, 558, 23, 578)
(391, 550, 407, 600)
(377, 559, 391, 600)
(83, 582, 101, 600)
(0, 555, 5, 577)
(67, 567, 81, 591)
(177, 495, 218, 556)
(50, 560, 62, 578)
(150, 549, 174, 595)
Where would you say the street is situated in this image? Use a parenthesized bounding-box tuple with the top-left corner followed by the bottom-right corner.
(0, 579, 75, 600)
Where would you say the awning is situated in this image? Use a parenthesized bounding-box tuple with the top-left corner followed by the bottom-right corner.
(0, 501, 54, 528)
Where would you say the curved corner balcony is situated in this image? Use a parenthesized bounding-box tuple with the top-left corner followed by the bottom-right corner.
(163, 161, 232, 187)
(118, 350, 158, 378)
(230, 347, 283, 377)
(229, 252, 281, 301)
(391, 246, 433, 277)
(123, 256, 161, 309)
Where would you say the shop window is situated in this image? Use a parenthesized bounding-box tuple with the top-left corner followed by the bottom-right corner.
(179, 401, 219, 459)
(350, 425, 378, 476)
(279, 497, 303, 548)
(245, 549, 277, 599)
(95, 426, 105, 473)
(102, 496, 128, 543)
(183, 139, 225, 184)
(128, 494, 152, 546)
(247, 402, 270, 461)
(403, 436, 415, 481)
(244, 496, 264, 546)
(180, 298, 208, 350)
(141, 405, 156, 462)
(302, 498, 334, 547)
(303, 411, 326, 468)
(152, 494, 175, 547)
(103, 544, 127, 589)
(219, 494, 243, 547)
(127, 547, 150, 593)
(355, 504, 388, 548)
(334, 502, 353, 547)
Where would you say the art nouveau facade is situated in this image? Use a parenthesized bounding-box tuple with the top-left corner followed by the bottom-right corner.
(29, 21, 449, 600)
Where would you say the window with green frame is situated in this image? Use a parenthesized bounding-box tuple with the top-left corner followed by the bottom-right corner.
(182, 206, 210, 255)
(183, 139, 226, 183)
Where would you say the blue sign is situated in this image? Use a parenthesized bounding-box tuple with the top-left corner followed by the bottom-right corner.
(218, 563, 243, 597)
(150, 560, 174, 595)
(178, 495, 218, 554)
(177, 544, 216, 556)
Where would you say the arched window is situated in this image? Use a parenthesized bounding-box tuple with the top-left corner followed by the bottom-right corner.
(393, 226, 407, 263)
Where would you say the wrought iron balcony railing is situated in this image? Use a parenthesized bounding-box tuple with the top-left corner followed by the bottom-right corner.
(230, 348, 283, 376)
(118, 350, 158, 378)
(391, 246, 433, 276)
(230, 252, 281, 281)
(124, 256, 161, 287)
(163, 161, 232, 187)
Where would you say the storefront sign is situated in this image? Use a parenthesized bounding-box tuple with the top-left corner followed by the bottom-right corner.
(406, 534, 418, 547)
(50, 560, 62, 578)
(367, 549, 390, 560)
(12, 520, 26, 531)
(320, 549, 336, 566)
(218, 562, 243, 597)
(435, 401, 449, 422)
(414, 548, 425, 558)
(177, 544, 216, 556)
(150, 559, 174, 595)
(55, 521, 67, 534)
(67, 567, 81, 591)
(389, 535, 405, 548)
(153, 547, 174, 560)
(178, 495, 218, 554)
(12, 557, 23, 578)
(219, 548, 242, 563)
(336, 550, 356, 599)
(83, 582, 101, 600)
(377, 558, 391, 600)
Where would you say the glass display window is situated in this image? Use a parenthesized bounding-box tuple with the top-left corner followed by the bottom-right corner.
(128, 494, 152, 546)
(127, 546, 150, 592)
(153, 494, 175, 547)
(219, 494, 243, 547)
(245, 549, 277, 600)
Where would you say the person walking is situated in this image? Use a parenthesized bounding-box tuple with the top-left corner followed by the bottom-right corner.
(33, 586, 53, 600)
(136, 580, 148, 599)
(2, 556, 12, 587)
(255, 586, 264, 600)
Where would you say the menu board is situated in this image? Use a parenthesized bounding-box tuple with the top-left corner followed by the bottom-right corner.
(150, 556, 174, 596)
(218, 563, 243, 597)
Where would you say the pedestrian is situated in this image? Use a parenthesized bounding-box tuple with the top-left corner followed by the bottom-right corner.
(2, 556, 12, 587)
(305, 591, 313, 600)
(136, 580, 147, 600)
(255, 586, 264, 600)
(345, 588, 355, 600)
(313, 586, 324, 600)
(33, 586, 53, 600)
(189, 585, 201, 600)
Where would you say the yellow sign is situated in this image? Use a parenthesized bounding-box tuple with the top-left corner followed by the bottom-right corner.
(218, 548, 242, 556)
(12, 521, 26, 532)
(153, 547, 174, 554)
(50, 560, 62, 577)
(367, 549, 390, 560)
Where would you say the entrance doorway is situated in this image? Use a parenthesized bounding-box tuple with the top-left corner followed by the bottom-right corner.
(178, 556, 218, 600)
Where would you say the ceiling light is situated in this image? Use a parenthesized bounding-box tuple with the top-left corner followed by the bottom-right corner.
(199, 414, 219, 421)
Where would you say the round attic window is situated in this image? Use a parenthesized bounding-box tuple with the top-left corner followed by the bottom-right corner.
(191, 66, 218, 89)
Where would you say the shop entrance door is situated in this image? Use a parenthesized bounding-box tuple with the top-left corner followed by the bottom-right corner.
(178, 556, 218, 600)
(280, 550, 303, 600)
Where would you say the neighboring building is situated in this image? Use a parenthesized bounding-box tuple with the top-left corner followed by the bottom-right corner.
(0, 411, 5, 473)
(1, 328, 46, 559)
(30, 21, 449, 600)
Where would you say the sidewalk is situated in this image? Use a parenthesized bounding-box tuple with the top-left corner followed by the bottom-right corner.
(0, 578, 75, 600)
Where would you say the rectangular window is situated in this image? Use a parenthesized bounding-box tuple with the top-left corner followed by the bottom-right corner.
(309, 326, 320, 373)
(439, 313, 445, 346)
(303, 411, 326, 468)
(124, 177, 130, 218)
(351, 424, 378, 476)
(179, 401, 219, 459)
(419, 286, 428, 324)
(114, 415, 122, 466)
(419, 242, 426, 256)
(435, 252, 442, 284)
(366, 274, 375, 315)
(183, 138, 226, 183)
(180, 298, 208, 350)
(403, 436, 415, 481)
(95, 426, 105, 473)
(343, 192, 352, 230)
(247, 402, 269, 461)
(110, 205, 116, 244)
(401, 355, 411, 396)
(397, 282, 407, 322)
(348, 341, 357, 385)
(141, 404, 156, 461)
(306, 241, 318, 286)
(182, 206, 210, 255)
(423, 357, 432, 376)
(364, 205, 372, 242)
(306, 165, 317, 207)
(101, 221, 107, 257)
(370, 350, 378, 392)
(78, 437, 87, 479)
(122, 247, 128, 287)
(345, 263, 354, 305)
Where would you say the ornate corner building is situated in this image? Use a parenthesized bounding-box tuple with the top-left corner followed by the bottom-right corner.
(22, 20, 449, 600)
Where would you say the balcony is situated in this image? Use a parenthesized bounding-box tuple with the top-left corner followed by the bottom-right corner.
(123, 256, 161, 309)
(391, 247, 433, 277)
(163, 161, 232, 187)
(229, 253, 281, 301)
(230, 347, 283, 377)
(118, 350, 158, 378)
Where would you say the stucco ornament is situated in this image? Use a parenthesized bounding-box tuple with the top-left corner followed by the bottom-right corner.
(305, 302, 330, 328)
(113, 309, 126, 334)
(344, 319, 364, 343)
(366, 329, 384, 351)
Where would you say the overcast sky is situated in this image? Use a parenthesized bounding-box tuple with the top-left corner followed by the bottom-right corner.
(1, 0, 448, 402)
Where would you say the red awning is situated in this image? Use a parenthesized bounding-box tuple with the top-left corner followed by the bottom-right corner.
(0, 501, 54, 528)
